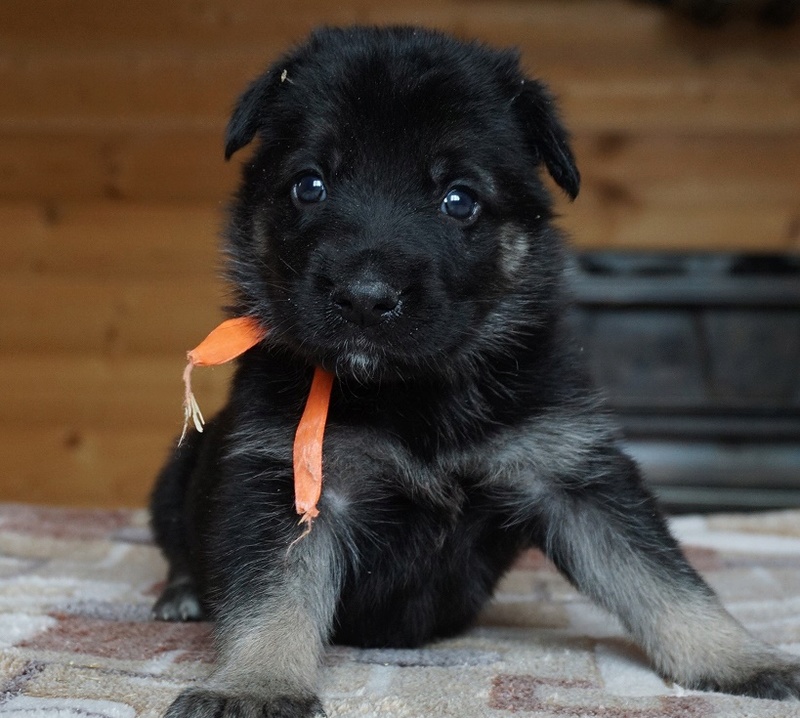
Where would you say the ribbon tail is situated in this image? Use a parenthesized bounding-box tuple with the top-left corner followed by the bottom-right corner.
(180, 360, 205, 444)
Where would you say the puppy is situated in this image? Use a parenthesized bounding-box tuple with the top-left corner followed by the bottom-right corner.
(150, 26, 800, 717)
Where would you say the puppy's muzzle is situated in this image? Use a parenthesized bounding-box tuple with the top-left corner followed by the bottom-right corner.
(331, 278, 401, 327)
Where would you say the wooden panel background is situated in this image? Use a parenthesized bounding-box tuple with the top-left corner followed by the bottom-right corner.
(1, 0, 798, 507)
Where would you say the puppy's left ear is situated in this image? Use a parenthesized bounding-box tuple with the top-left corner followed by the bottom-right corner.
(224, 67, 284, 160)
(514, 80, 580, 200)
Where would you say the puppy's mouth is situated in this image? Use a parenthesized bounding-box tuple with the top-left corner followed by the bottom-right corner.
(312, 321, 432, 383)
(280, 303, 461, 383)
(329, 338, 390, 382)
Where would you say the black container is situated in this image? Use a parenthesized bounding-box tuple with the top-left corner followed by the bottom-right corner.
(569, 252, 800, 512)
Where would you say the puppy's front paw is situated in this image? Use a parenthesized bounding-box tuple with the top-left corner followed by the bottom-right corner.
(164, 689, 325, 718)
(715, 662, 800, 701)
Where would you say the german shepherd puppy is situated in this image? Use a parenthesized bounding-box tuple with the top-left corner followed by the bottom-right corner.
(151, 26, 800, 717)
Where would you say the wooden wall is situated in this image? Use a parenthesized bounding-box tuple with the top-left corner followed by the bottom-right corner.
(1, 0, 798, 507)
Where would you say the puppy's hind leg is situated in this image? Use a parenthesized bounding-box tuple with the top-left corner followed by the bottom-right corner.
(152, 571, 204, 623)
(164, 520, 340, 718)
(530, 446, 800, 700)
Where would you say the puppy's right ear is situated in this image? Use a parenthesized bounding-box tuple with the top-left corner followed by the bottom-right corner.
(224, 68, 283, 160)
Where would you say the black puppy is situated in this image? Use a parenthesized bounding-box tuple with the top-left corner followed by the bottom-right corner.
(151, 26, 800, 717)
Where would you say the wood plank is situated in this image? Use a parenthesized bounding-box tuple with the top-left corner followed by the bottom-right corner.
(0, 425, 174, 508)
(0, 275, 227, 354)
(556, 75, 800, 134)
(456, 2, 800, 60)
(570, 134, 800, 200)
(561, 200, 800, 252)
(0, 22, 797, 134)
(0, 354, 233, 430)
(3, 0, 797, 54)
(119, 133, 238, 201)
(0, 131, 238, 201)
(0, 204, 47, 269)
(0, 49, 256, 130)
(0, 0, 363, 49)
(0, 133, 117, 201)
(0, 202, 222, 276)
(368, 0, 800, 57)
(561, 133, 800, 250)
(1, 52, 795, 134)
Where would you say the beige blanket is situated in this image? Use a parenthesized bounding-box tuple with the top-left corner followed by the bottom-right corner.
(0, 504, 798, 717)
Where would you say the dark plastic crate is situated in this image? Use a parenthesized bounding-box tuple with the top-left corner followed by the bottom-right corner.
(569, 252, 800, 512)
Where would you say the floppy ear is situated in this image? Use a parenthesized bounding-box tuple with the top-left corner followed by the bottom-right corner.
(513, 80, 580, 200)
(224, 67, 284, 160)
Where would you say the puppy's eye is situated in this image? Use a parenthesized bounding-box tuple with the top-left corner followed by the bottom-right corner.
(440, 187, 479, 222)
(292, 175, 327, 204)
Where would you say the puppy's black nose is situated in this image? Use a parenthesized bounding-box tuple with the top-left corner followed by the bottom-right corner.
(331, 280, 400, 327)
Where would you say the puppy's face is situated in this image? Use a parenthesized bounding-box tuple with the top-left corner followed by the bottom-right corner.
(224, 27, 579, 381)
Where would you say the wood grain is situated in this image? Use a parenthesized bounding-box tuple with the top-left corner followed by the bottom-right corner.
(0, 426, 175, 507)
(0, 131, 239, 201)
(0, 354, 232, 429)
(1, 47, 796, 134)
(0, 202, 221, 275)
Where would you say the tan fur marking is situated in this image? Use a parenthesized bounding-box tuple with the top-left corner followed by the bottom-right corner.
(498, 224, 530, 278)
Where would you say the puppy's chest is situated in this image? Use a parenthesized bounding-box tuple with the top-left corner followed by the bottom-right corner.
(319, 387, 529, 518)
(321, 423, 468, 513)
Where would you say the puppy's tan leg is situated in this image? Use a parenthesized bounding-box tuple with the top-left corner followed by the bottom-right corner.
(530, 448, 800, 699)
(164, 526, 340, 718)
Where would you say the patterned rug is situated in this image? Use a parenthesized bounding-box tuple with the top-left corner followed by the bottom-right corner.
(0, 504, 799, 717)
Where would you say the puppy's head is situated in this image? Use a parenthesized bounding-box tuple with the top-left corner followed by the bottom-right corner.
(224, 26, 579, 382)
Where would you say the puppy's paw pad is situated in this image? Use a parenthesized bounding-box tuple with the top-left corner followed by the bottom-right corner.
(152, 581, 204, 622)
(165, 690, 325, 718)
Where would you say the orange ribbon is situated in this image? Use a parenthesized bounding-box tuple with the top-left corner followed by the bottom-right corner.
(181, 316, 333, 527)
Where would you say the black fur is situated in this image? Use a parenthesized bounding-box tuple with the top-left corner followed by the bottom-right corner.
(151, 26, 800, 717)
